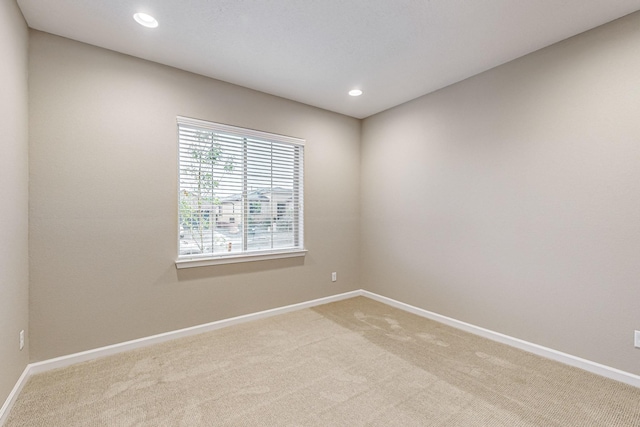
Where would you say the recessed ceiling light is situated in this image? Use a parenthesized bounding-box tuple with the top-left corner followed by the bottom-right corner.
(349, 89, 363, 97)
(133, 12, 158, 28)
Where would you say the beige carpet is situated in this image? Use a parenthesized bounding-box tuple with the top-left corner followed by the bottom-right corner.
(6, 297, 640, 426)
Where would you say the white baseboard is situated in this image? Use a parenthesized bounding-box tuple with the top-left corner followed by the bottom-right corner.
(361, 290, 640, 389)
(3, 288, 638, 425)
(28, 290, 362, 375)
(0, 290, 361, 425)
(0, 366, 29, 426)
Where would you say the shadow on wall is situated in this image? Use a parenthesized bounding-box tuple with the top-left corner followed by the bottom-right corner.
(176, 256, 305, 281)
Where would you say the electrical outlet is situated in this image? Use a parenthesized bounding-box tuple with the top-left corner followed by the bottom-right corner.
(635, 330, 640, 349)
(331, 272, 337, 282)
(19, 330, 24, 351)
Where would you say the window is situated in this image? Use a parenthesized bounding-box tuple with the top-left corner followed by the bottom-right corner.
(176, 116, 305, 268)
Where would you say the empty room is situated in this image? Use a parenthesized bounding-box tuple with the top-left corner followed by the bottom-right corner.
(1, 0, 640, 425)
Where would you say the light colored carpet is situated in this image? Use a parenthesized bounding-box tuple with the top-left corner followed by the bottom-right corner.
(6, 297, 640, 426)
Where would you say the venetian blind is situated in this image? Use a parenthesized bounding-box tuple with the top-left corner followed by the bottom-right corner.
(177, 116, 304, 261)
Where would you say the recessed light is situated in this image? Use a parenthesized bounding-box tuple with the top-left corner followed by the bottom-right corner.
(134, 12, 158, 28)
(349, 89, 363, 97)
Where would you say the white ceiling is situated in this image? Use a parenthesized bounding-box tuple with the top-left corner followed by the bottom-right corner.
(16, 0, 640, 119)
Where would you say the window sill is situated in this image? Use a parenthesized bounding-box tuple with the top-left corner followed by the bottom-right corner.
(175, 249, 307, 269)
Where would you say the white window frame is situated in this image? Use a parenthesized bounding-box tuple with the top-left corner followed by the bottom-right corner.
(175, 116, 306, 269)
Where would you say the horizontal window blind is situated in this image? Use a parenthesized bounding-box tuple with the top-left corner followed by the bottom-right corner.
(177, 116, 304, 260)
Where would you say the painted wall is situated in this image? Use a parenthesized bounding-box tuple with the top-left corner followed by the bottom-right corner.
(361, 12, 640, 375)
(0, 0, 29, 407)
(28, 31, 360, 361)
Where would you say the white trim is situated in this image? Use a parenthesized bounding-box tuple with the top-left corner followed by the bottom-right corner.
(4, 288, 639, 425)
(176, 249, 307, 269)
(27, 290, 361, 375)
(361, 290, 640, 389)
(0, 366, 29, 426)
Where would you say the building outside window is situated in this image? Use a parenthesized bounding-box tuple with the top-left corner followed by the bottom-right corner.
(176, 116, 305, 267)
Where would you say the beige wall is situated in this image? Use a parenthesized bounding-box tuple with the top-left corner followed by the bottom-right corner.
(28, 31, 360, 361)
(361, 11, 640, 375)
(0, 0, 29, 406)
(18, 6, 640, 381)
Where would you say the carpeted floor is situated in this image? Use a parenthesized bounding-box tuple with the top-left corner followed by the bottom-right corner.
(6, 297, 640, 426)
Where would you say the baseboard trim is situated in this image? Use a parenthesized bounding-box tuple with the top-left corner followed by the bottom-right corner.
(3, 288, 639, 425)
(28, 290, 362, 376)
(1, 290, 361, 425)
(361, 290, 640, 388)
(0, 366, 29, 426)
